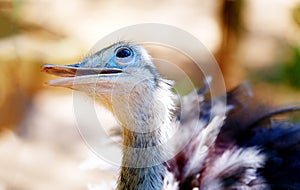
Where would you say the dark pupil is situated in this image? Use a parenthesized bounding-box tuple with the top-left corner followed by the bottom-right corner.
(116, 48, 131, 58)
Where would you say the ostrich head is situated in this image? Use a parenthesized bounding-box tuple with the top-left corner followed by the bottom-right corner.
(42, 42, 174, 133)
(42, 42, 176, 190)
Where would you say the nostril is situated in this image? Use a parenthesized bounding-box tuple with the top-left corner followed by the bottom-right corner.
(68, 63, 81, 68)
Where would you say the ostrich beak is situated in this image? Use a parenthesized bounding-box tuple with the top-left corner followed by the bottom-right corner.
(41, 63, 123, 88)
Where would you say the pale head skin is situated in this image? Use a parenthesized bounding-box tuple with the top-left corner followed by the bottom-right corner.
(42, 42, 175, 190)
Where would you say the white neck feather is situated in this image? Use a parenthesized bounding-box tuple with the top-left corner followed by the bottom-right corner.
(117, 79, 175, 190)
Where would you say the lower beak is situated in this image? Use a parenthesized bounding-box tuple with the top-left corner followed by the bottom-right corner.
(41, 63, 123, 87)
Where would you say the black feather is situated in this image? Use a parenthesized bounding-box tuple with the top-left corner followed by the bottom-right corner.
(217, 85, 300, 190)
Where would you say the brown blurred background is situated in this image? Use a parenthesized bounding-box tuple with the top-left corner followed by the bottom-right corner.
(0, 0, 300, 189)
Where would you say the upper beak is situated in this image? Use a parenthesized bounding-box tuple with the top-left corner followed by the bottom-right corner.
(41, 63, 123, 87)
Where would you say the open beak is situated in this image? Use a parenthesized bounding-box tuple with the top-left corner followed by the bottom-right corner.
(41, 63, 123, 88)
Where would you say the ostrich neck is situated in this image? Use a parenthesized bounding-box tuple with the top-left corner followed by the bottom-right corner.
(117, 126, 166, 190)
(116, 81, 174, 190)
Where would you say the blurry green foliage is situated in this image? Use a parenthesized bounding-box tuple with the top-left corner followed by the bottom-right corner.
(250, 4, 300, 89)
(282, 47, 300, 88)
(251, 46, 300, 89)
(293, 3, 300, 28)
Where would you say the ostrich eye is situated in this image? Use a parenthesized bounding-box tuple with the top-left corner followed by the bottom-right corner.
(116, 47, 132, 58)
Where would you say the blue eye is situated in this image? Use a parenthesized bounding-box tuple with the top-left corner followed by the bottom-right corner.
(116, 47, 132, 58)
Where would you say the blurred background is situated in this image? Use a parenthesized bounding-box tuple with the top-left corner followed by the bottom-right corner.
(0, 0, 300, 189)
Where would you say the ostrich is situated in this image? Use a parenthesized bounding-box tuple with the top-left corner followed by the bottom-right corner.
(42, 42, 300, 190)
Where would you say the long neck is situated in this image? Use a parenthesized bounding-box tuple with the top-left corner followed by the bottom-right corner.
(116, 81, 174, 190)
(117, 128, 166, 190)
